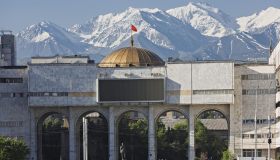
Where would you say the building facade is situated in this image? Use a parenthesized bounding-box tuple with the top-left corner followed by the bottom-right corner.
(0, 42, 280, 160)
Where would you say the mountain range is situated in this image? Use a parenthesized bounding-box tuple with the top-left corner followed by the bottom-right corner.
(15, 2, 280, 64)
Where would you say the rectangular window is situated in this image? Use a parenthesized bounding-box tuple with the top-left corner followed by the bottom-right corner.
(243, 118, 275, 125)
(28, 92, 68, 97)
(242, 89, 276, 95)
(241, 74, 275, 80)
(0, 78, 23, 83)
(242, 134, 249, 139)
(0, 121, 23, 127)
(0, 92, 25, 98)
(243, 149, 262, 157)
(193, 89, 233, 95)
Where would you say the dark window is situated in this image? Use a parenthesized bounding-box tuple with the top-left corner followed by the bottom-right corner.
(0, 78, 23, 83)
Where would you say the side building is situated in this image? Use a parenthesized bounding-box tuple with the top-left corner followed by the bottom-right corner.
(270, 40, 280, 159)
(0, 30, 16, 66)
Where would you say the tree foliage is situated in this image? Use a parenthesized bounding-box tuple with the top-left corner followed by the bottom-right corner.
(0, 136, 29, 160)
(221, 150, 234, 160)
(157, 119, 188, 160)
(119, 117, 148, 160)
(195, 120, 227, 160)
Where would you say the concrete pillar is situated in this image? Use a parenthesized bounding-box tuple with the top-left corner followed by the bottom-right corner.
(83, 118, 88, 160)
(29, 109, 37, 160)
(189, 108, 195, 160)
(229, 104, 235, 153)
(109, 106, 116, 160)
(69, 114, 76, 160)
(148, 106, 156, 160)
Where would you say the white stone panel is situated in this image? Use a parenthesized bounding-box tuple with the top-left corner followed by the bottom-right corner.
(192, 62, 234, 90)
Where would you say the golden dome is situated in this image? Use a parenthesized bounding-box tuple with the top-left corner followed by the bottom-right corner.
(98, 47, 164, 68)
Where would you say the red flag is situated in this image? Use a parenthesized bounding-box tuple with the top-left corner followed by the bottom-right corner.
(131, 25, 137, 32)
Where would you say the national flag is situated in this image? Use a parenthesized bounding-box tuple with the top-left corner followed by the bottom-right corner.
(131, 25, 137, 32)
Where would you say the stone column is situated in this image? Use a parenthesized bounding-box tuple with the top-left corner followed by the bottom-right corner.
(228, 104, 235, 153)
(82, 118, 88, 160)
(29, 109, 37, 160)
(69, 113, 76, 160)
(109, 106, 116, 160)
(189, 108, 195, 160)
(148, 106, 156, 160)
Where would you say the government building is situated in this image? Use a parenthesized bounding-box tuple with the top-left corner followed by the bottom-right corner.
(1, 31, 280, 160)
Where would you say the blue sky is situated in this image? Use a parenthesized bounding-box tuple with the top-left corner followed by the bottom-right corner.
(1, 0, 280, 32)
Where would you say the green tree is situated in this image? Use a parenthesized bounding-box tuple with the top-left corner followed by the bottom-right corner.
(0, 136, 29, 160)
(157, 119, 188, 160)
(195, 120, 227, 160)
(221, 150, 234, 160)
(119, 117, 148, 160)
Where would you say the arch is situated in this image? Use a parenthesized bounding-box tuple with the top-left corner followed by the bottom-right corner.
(76, 110, 108, 125)
(155, 110, 189, 160)
(37, 112, 69, 160)
(195, 108, 230, 130)
(117, 110, 148, 160)
(75, 110, 109, 160)
(116, 109, 148, 123)
(194, 108, 229, 160)
(155, 108, 189, 121)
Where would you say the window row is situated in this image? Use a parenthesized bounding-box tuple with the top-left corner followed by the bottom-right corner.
(243, 118, 276, 125)
(242, 133, 274, 139)
(242, 149, 262, 157)
(0, 92, 70, 97)
(29, 92, 68, 97)
(242, 89, 276, 95)
(0, 121, 23, 127)
(0, 92, 25, 98)
(0, 78, 23, 83)
(241, 74, 275, 80)
(1, 44, 12, 49)
(193, 89, 233, 95)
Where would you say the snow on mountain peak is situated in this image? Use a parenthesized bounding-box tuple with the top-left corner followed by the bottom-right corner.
(167, 2, 237, 37)
(31, 32, 50, 42)
(189, 2, 219, 13)
(237, 7, 280, 32)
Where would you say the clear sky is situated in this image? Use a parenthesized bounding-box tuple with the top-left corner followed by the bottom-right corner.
(1, 0, 280, 32)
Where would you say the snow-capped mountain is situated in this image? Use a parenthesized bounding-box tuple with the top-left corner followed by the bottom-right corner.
(70, 7, 206, 51)
(17, 21, 89, 59)
(15, 3, 280, 64)
(167, 2, 237, 37)
(237, 7, 280, 33)
(196, 32, 268, 61)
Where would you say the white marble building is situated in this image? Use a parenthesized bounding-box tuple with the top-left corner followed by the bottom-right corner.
(0, 43, 280, 160)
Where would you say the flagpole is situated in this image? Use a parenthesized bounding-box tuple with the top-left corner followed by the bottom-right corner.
(130, 24, 134, 47)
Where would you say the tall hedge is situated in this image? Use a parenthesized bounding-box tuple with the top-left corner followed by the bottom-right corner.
(0, 136, 29, 160)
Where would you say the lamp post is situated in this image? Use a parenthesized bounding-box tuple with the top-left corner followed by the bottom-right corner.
(241, 76, 243, 160)
(254, 85, 259, 160)
(267, 80, 274, 160)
